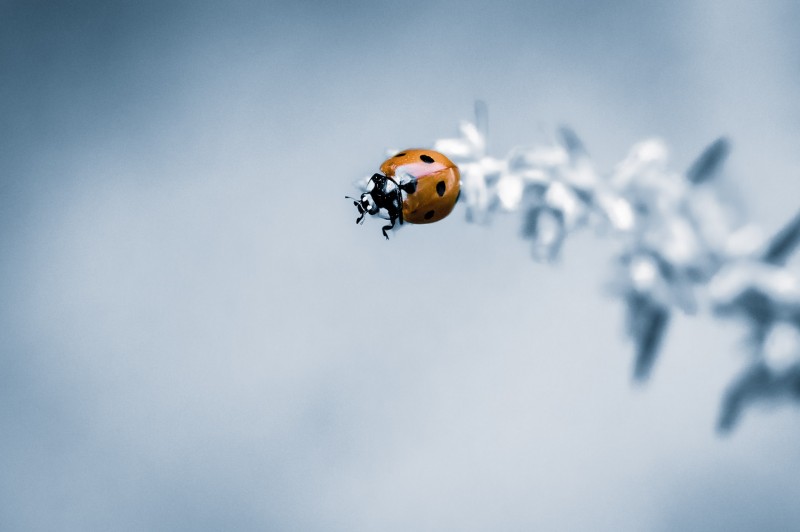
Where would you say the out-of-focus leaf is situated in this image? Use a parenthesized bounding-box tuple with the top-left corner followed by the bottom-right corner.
(686, 137, 730, 184)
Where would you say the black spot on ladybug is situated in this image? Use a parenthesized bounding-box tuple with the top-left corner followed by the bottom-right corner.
(402, 180, 417, 194)
(436, 181, 446, 196)
(420, 154, 434, 163)
(424, 210, 435, 220)
(395, 152, 406, 157)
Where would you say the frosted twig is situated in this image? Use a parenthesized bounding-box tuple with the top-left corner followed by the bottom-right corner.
(430, 105, 800, 432)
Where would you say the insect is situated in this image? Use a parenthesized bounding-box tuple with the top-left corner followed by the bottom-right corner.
(347, 149, 461, 239)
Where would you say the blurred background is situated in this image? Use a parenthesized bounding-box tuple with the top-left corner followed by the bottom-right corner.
(2, 0, 800, 530)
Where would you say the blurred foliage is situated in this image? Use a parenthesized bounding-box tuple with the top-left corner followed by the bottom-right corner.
(429, 103, 800, 433)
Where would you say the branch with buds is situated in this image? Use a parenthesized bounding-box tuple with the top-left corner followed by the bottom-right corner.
(429, 102, 800, 433)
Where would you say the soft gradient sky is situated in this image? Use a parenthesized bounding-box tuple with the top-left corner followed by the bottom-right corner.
(2, 1, 800, 530)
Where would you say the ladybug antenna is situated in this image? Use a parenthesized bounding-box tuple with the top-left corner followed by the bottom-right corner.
(345, 195, 368, 224)
(345, 195, 366, 213)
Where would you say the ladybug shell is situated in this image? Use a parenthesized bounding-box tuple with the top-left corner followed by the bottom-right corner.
(380, 149, 460, 224)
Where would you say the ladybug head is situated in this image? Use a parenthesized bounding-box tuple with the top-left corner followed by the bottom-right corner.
(346, 173, 405, 238)
(346, 192, 378, 224)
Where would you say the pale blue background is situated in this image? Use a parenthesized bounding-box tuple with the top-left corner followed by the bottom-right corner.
(2, 1, 800, 530)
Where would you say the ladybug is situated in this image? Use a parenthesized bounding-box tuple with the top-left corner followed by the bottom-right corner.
(347, 149, 461, 239)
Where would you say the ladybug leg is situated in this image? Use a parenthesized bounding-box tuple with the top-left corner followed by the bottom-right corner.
(391, 189, 404, 225)
(382, 216, 397, 240)
(353, 201, 366, 224)
(380, 189, 405, 239)
(382, 206, 404, 239)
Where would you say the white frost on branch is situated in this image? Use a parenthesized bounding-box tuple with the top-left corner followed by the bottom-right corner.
(431, 103, 800, 433)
